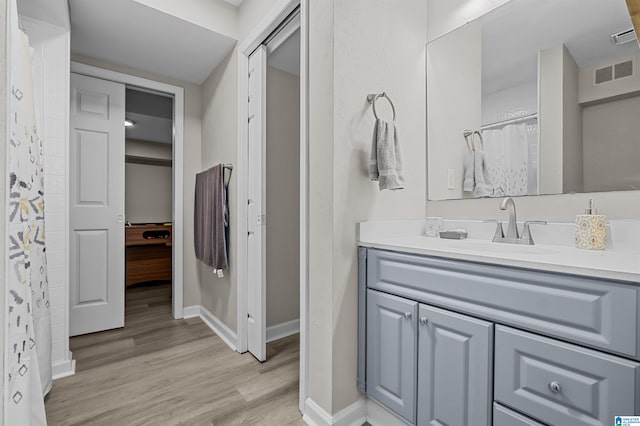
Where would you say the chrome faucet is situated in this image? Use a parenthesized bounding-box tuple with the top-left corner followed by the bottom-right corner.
(500, 197, 519, 239)
(489, 197, 547, 245)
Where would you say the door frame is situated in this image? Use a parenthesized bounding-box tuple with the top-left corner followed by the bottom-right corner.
(236, 0, 309, 412)
(70, 61, 185, 320)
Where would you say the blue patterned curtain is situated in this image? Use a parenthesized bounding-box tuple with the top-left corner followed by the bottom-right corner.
(7, 0, 52, 423)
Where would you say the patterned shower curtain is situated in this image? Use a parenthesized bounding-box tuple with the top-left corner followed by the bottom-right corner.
(7, 0, 52, 424)
(483, 121, 536, 197)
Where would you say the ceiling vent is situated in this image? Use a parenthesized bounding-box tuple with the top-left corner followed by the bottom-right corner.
(594, 60, 634, 85)
(611, 28, 637, 46)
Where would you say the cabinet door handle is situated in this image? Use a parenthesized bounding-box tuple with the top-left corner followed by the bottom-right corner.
(404, 311, 412, 319)
(548, 381, 561, 393)
(419, 316, 429, 325)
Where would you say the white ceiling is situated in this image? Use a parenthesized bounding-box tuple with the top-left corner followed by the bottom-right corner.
(481, 0, 638, 95)
(125, 89, 173, 144)
(268, 28, 301, 76)
(69, 0, 237, 85)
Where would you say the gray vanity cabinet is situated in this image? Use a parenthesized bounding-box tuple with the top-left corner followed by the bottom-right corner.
(417, 305, 493, 426)
(366, 290, 417, 423)
(358, 247, 640, 426)
(365, 289, 493, 426)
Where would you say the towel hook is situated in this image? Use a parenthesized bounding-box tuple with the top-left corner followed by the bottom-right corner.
(367, 92, 396, 121)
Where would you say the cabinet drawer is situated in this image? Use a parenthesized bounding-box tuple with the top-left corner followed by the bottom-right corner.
(493, 403, 545, 426)
(367, 249, 640, 359)
(495, 326, 640, 426)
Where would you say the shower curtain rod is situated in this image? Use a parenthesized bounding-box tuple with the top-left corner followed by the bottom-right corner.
(481, 112, 537, 130)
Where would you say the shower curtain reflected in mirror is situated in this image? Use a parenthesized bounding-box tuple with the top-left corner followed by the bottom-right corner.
(7, 0, 52, 424)
(482, 119, 539, 197)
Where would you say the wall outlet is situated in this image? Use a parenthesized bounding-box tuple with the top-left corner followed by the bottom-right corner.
(447, 169, 455, 190)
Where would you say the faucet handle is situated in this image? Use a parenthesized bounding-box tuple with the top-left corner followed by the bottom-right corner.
(484, 219, 504, 242)
(522, 221, 547, 245)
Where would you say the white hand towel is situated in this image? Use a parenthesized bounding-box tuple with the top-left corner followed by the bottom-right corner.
(473, 150, 492, 197)
(463, 150, 474, 192)
(369, 119, 405, 191)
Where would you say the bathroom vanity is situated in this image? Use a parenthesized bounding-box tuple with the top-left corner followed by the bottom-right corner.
(357, 221, 640, 426)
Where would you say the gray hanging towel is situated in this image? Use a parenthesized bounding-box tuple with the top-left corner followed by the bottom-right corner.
(194, 164, 229, 270)
(369, 119, 405, 190)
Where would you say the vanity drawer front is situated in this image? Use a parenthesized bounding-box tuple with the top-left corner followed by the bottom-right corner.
(366, 248, 639, 359)
(495, 326, 640, 426)
(493, 403, 545, 426)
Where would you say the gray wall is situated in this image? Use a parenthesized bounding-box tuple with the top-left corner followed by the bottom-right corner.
(583, 95, 640, 193)
(125, 162, 173, 224)
(562, 45, 583, 194)
(307, 0, 428, 412)
(266, 65, 300, 327)
(125, 139, 173, 224)
(198, 0, 284, 335)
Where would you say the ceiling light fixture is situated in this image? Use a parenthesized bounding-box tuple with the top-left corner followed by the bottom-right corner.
(124, 118, 135, 127)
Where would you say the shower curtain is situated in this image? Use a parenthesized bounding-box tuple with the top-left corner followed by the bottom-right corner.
(483, 121, 536, 197)
(7, 0, 52, 424)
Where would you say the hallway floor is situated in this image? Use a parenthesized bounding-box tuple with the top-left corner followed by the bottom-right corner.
(44, 283, 304, 425)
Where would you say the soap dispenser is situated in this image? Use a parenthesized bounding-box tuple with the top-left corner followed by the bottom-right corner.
(575, 198, 607, 250)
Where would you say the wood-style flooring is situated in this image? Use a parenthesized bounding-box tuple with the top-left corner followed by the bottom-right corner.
(44, 283, 304, 426)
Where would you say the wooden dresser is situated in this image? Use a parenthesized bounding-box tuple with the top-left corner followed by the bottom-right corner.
(125, 224, 172, 287)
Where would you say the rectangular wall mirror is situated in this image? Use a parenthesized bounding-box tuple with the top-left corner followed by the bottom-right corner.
(427, 0, 640, 201)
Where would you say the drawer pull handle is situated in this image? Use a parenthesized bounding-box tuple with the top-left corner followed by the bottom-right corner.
(404, 311, 412, 319)
(419, 317, 429, 325)
(549, 381, 562, 393)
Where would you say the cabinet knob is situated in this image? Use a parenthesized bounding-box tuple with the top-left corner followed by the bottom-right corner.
(419, 317, 429, 325)
(404, 311, 412, 319)
(548, 381, 561, 393)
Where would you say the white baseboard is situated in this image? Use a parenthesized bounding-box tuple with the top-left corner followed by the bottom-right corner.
(183, 305, 237, 351)
(183, 305, 200, 318)
(266, 318, 300, 342)
(366, 398, 409, 426)
(303, 398, 367, 426)
(302, 397, 409, 426)
(52, 356, 76, 380)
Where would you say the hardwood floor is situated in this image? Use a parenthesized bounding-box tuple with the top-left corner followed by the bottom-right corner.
(45, 283, 304, 426)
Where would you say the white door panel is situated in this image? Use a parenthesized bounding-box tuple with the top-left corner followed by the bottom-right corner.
(247, 45, 267, 361)
(70, 73, 125, 336)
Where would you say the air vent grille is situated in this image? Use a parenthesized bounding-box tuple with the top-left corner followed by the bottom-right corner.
(594, 60, 634, 85)
(615, 60, 633, 79)
(595, 66, 613, 84)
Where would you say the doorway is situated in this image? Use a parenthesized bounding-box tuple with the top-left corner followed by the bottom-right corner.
(236, 0, 309, 410)
(123, 88, 175, 326)
(68, 62, 186, 340)
(244, 8, 302, 362)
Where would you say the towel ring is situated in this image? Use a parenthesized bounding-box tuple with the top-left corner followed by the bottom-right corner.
(367, 92, 396, 121)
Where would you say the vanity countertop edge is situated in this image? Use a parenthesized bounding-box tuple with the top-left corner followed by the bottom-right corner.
(357, 221, 640, 284)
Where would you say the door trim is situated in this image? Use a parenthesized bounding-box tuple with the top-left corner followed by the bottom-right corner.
(70, 61, 185, 320)
(236, 0, 309, 413)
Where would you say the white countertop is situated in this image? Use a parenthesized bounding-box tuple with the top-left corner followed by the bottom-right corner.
(358, 220, 640, 283)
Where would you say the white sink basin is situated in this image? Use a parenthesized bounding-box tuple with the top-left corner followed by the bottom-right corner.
(436, 239, 559, 255)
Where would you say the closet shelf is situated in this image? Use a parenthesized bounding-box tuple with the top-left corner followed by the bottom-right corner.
(125, 155, 172, 167)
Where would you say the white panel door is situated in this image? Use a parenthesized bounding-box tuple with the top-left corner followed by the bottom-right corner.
(247, 45, 267, 361)
(69, 73, 125, 336)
